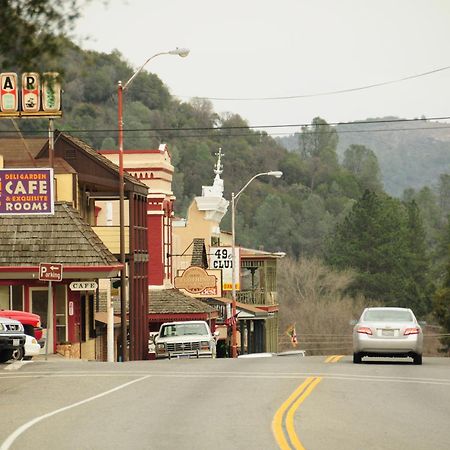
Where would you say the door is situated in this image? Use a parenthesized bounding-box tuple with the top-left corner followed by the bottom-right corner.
(30, 288, 48, 327)
(68, 291, 81, 343)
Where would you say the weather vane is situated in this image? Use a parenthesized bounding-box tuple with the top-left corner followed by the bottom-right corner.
(214, 148, 224, 176)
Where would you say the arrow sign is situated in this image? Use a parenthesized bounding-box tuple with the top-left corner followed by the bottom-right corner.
(39, 262, 63, 281)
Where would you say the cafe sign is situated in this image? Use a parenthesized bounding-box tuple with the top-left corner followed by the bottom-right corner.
(0, 168, 54, 215)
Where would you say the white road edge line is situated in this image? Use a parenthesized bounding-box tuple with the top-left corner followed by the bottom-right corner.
(0, 375, 150, 450)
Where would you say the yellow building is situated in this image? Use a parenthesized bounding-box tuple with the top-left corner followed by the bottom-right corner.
(172, 149, 283, 355)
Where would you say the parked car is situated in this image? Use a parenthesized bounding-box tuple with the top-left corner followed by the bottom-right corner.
(0, 317, 26, 363)
(148, 331, 158, 360)
(11, 334, 41, 361)
(0, 310, 43, 343)
(352, 307, 423, 365)
(154, 321, 218, 359)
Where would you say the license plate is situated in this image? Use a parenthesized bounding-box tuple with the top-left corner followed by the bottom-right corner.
(13, 339, 20, 346)
(382, 329, 394, 337)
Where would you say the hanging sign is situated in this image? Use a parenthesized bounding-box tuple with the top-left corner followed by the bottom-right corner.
(174, 266, 222, 297)
(0, 72, 18, 114)
(21, 73, 40, 113)
(42, 72, 61, 113)
(69, 281, 98, 291)
(0, 72, 61, 117)
(210, 247, 240, 291)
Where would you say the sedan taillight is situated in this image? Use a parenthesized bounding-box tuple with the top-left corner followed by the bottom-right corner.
(357, 327, 372, 335)
(404, 328, 420, 335)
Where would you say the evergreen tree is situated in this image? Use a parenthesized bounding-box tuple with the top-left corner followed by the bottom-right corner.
(433, 263, 450, 353)
(403, 201, 432, 315)
(326, 190, 431, 313)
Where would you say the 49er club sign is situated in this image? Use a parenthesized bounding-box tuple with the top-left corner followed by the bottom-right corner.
(0, 72, 62, 117)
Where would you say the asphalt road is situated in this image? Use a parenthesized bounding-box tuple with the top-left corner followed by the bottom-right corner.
(1, 355, 450, 450)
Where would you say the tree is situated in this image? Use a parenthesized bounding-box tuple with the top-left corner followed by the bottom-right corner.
(296, 194, 333, 257)
(0, 0, 84, 71)
(297, 117, 339, 192)
(277, 257, 365, 354)
(433, 263, 450, 354)
(438, 174, 450, 217)
(403, 201, 433, 315)
(342, 144, 383, 192)
(251, 194, 296, 252)
(326, 190, 431, 314)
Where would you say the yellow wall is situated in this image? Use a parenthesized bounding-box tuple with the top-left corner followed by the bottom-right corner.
(55, 174, 74, 202)
(104, 150, 174, 196)
(92, 226, 129, 254)
(173, 200, 221, 273)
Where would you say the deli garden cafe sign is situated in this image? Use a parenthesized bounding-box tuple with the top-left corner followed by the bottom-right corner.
(0, 72, 62, 117)
(0, 168, 54, 215)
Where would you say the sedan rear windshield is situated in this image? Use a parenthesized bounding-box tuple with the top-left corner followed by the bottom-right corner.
(160, 323, 208, 337)
(363, 309, 413, 322)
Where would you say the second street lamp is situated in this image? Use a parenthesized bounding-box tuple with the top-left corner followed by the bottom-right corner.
(230, 170, 283, 358)
(117, 47, 189, 362)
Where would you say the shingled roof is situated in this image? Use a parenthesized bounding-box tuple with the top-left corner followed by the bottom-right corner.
(0, 202, 118, 267)
(149, 288, 216, 315)
(36, 132, 148, 192)
(0, 137, 47, 163)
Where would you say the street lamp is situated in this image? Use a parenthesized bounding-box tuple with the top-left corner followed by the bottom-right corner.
(230, 170, 283, 358)
(117, 47, 189, 361)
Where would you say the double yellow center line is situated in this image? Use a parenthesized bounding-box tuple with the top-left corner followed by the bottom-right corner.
(272, 376, 322, 450)
(325, 355, 344, 363)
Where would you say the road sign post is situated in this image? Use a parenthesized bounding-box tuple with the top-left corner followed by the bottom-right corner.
(39, 263, 63, 358)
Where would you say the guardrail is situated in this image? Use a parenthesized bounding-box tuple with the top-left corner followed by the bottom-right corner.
(278, 333, 450, 356)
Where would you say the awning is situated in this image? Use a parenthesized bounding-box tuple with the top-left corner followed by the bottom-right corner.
(95, 312, 121, 325)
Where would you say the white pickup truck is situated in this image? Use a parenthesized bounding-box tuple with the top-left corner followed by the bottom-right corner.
(0, 317, 26, 363)
(154, 321, 217, 359)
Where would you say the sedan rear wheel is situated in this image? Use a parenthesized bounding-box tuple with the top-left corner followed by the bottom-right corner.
(413, 353, 423, 365)
(353, 352, 362, 364)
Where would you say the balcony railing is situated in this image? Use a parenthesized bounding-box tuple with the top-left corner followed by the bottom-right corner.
(236, 289, 277, 306)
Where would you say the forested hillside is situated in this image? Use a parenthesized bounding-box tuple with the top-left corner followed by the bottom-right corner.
(3, 37, 450, 338)
(278, 118, 450, 197)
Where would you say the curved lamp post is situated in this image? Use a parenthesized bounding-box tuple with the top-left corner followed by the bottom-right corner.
(230, 170, 283, 358)
(117, 48, 189, 362)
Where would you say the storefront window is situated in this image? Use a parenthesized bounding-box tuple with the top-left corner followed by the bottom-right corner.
(11, 285, 23, 310)
(0, 286, 9, 309)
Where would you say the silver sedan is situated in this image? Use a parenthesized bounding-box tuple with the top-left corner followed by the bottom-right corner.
(352, 307, 423, 364)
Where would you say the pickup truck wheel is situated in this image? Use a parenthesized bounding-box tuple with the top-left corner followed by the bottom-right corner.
(11, 346, 25, 361)
(0, 349, 14, 363)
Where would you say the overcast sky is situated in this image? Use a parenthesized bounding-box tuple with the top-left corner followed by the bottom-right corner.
(75, 0, 450, 134)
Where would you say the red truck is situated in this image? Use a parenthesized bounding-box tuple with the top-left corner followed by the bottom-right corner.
(0, 310, 43, 342)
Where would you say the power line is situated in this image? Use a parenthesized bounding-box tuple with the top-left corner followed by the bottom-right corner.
(1, 115, 449, 135)
(178, 65, 450, 101)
